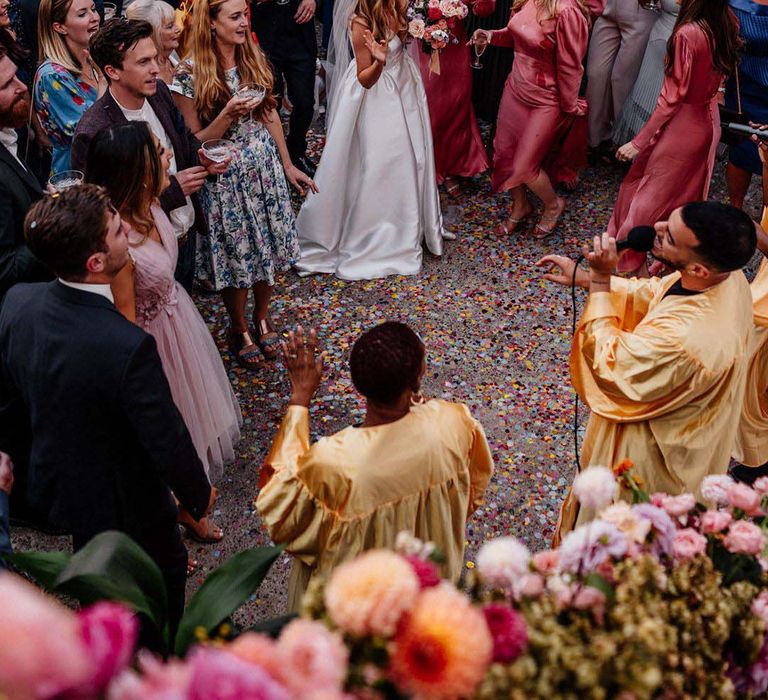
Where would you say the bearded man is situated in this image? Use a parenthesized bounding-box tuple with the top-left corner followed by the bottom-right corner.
(0, 28, 50, 304)
(538, 202, 756, 539)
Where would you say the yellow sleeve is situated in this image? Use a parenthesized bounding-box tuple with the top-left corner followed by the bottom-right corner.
(571, 294, 705, 421)
(467, 417, 493, 516)
(603, 275, 670, 332)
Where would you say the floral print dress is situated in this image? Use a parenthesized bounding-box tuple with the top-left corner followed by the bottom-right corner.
(34, 60, 98, 176)
(171, 64, 299, 290)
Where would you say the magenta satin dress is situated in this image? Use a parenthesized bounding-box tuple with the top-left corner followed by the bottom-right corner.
(609, 23, 723, 272)
(415, 22, 489, 183)
(129, 205, 242, 482)
(490, 0, 589, 193)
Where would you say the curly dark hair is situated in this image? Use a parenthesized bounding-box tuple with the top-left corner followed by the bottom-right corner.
(25, 185, 114, 281)
(350, 322, 425, 405)
(88, 18, 154, 83)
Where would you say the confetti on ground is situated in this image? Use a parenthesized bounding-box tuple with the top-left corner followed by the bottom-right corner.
(12, 124, 764, 626)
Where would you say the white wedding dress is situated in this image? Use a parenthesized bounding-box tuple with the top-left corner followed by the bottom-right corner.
(295, 33, 444, 280)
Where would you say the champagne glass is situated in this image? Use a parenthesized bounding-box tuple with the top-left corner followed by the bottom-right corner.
(471, 39, 487, 70)
(236, 83, 266, 122)
(201, 139, 234, 164)
(102, 2, 117, 20)
(48, 170, 84, 192)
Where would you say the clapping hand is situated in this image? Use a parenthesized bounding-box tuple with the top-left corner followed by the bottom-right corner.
(363, 30, 388, 64)
(285, 163, 318, 196)
(282, 325, 326, 408)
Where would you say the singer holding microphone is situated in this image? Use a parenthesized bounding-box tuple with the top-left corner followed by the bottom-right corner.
(537, 201, 756, 541)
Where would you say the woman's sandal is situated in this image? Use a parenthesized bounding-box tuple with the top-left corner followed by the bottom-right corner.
(533, 197, 566, 239)
(497, 205, 533, 235)
(227, 328, 264, 370)
(179, 511, 224, 544)
(187, 557, 199, 576)
(254, 318, 281, 361)
(444, 177, 460, 198)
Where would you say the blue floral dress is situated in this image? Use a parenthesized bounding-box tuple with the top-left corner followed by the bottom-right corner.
(171, 64, 299, 290)
(34, 60, 98, 176)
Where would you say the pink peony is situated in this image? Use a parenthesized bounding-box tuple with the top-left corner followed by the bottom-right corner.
(701, 474, 736, 505)
(404, 555, 441, 589)
(700, 510, 732, 534)
(324, 550, 419, 637)
(660, 493, 696, 519)
(78, 601, 138, 692)
(228, 633, 282, 680)
(407, 17, 425, 39)
(671, 528, 707, 560)
(752, 591, 768, 627)
(531, 549, 559, 574)
(572, 585, 607, 624)
(724, 520, 765, 555)
(187, 647, 290, 700)
(107, 651, 191, 700)
(572, 466, 617, 512)
(728, 482, 762, 515)
(475, 537, 531, 590)
(516, 573, 544, 599)
(482, 603, 528, 662)
(754, 477, 768, 496)
(275, 619, 348, 695)
(0, 573, 95, 700)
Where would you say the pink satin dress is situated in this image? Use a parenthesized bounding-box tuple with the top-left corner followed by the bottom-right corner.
(490, 0, 589, 192)
(609, 22, 723, 272)
(129, 205, 242, 482)
(415, 22, 489, 183)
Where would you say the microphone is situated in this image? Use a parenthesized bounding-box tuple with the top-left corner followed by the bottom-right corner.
(617, 225, 656, 253)
(722, 122, 768, 141)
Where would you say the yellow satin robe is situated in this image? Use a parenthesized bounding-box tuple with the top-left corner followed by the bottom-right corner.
(556, 272, 754, 540)
(734, 210, 768, 467)
(256, 400, 493, 611)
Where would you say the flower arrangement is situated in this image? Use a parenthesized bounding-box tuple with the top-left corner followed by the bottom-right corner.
(6, 464, 768, 699)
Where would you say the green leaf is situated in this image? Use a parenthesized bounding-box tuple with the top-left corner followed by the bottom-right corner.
(54, 531, 168, 642)
(2, 550, 71, 590)
(248, 613, 297, 639)
(584, 572, 616, 604)
(175, 546, 282, 656)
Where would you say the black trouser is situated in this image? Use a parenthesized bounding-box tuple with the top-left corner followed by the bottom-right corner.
(72, 526, 187, 652)
(270, 49, 317, 162)
(730, 461, 768, 486)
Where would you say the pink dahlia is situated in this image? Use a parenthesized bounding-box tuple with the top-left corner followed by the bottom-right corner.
(482, 603, 528, 662)
(405, 555, 441, 589)
(390, 585, 492, 699)
(324, 550, 419, 637)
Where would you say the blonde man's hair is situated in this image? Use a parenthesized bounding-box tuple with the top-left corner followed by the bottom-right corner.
(126, 0, 176, 56)
(181, 0, 275, 124)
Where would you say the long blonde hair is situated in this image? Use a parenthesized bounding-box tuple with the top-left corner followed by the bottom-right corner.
(354, 0, 407, 42)
(38, 0, 84, 74)
(181, 0, 276, 124)
(126, 0, 176, 58)
(511, 0, 590, 24)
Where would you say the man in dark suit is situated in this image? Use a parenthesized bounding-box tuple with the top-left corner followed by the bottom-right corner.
(71, 19, 227, 293)
(251, 0, 318, 177)
(0, 29, 51, 305)
(0, 185, 214, 636)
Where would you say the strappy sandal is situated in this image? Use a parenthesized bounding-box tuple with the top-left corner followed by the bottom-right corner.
(227, 328, 265, 370)
(497, 204, 533, 235)
(444, 177, 460, 198)
(179, 511, 224, 544)
(187, 557, 199, 576)
(254, 318, 281, 361)
(533, 197, 566, 239)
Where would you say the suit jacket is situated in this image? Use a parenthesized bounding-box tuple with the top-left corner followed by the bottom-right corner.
(71, 83, 207, 236)
(251, 0, 318, 57)
(0, 281, 211, 561)
(0, 142, 52, 305)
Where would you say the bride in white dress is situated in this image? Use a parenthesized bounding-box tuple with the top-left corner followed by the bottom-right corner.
(294, 0, 445, 280)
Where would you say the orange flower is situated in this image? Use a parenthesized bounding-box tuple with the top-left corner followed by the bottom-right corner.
(389, 585, 492, 699)
(612, 458, 634, 477)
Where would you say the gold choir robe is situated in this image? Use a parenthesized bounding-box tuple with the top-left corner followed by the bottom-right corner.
(256, 400, 494, 611)
(735, 255, 768, 467)
(556, 272, 753, 539)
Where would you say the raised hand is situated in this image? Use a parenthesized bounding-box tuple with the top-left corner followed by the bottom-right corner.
(282, 325, 326, 407)
(584, 231, 619, 279)
(470, 28, 492, 46)
(363, 30, 388, 64)
(536, 254, 586, 287)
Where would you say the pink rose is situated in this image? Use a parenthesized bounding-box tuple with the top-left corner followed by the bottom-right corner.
(661, 493, 696, 518)
(700, 510, 732, 534)
(671, 528, 707, 560)
(187, 648, 290, 700)
(728, 482, 762, 515)
(78, 602, 138, 692)
(724, 520, 766, 555)
(754, 477, 768, 496)
(531, 549, 559, 575)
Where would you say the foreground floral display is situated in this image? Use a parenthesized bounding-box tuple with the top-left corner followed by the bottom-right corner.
(6, 462, 768, 699)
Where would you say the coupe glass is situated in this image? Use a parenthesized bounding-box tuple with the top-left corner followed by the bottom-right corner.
(102, 2, 117, 20)
(48, 169, 84, 192)
(201, 139, 234, 163)
(236, 83, 266, 122)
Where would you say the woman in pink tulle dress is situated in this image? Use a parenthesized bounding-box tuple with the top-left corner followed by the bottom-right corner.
(413, 0, 492, 197)
(87, 122, 241, 543)
(610, 0, 741, 274)
(472, 0, 590, 238)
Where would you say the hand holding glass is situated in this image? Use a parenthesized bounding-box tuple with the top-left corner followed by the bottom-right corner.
(48, 170, 84, 193)
(236, 83, 266, 122)
(470, 30, 489, 70)
(202, 139, 234, 164)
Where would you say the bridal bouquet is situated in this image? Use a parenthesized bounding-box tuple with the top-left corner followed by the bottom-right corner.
(407, 0, 468, 72)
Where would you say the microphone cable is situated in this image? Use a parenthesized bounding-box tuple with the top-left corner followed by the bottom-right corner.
(571, 255, 584, 473)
